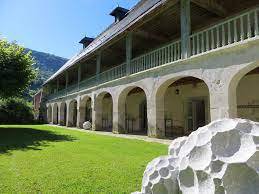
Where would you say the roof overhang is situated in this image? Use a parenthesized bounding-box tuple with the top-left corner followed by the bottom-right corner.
(43, 0, 179, 86)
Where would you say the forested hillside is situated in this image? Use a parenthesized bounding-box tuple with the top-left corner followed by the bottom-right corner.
(26, 49, 68, 99)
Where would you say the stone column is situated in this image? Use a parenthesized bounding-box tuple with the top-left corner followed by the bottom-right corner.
(147, 95, 165, 138)
(46, 104, 49, 123)
(46, 104, 52, 124)
(59, 103, 66, 126)
(112, 94, 126, 134)
(76, 97, 80, 128)
(50, 104, 55, 124)
(112, 99, 119, 133)
(92, 94, 102, 131)
(207, 71, 238, 121)
(66, 101, 71, 127)
(78, 105, 86, 128)
(210, 85, 237, 120)
(180, 0, 191, 59)
(57, 103, 61, 125)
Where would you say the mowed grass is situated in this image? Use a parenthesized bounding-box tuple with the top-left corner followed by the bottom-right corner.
(0, 125, 167, 193)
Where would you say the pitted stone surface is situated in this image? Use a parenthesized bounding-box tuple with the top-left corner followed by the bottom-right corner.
(133, 119, 259, 194)
(83, 121, 92, 130)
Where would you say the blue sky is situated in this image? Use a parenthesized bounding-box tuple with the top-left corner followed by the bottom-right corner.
(0, 0, 139, 59)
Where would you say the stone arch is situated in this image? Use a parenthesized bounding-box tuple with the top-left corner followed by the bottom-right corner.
(95, 92, 113, 131)
(53, 103, 59, 124)
(60, 102, 67, 126)
(67, 99, 78, 127)
(155, 76, 210, 138)
(118, 85, 148, 135)
(47, 104, 53, 123)
(79, 95, 92, 128)
(229, 61, 259, 121)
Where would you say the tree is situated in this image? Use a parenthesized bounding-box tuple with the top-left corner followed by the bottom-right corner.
(0, 39, 37, 98)
(0, 98, 34, 124)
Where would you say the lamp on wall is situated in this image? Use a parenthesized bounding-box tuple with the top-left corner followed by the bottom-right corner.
(175, 88, 180, 95)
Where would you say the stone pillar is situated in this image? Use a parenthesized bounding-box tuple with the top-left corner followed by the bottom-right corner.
(112, 94, 126, 134)
(180, 0, 191, 59)
(51, 104, 55, 124)
(66, 101, 71, 127)
(112, 99, 119, 133)
(59, 103, 66, 126)
(46, 104, 49, 123)
(78, 105, 86, 128)
(92, 94, 101, 131)
(209, 77, 237, 121)
(95, 102, 103, 131)
(76, 98, 81, 128)
(147, 96, 165, 138)
(126, 32, 132, 75)
(46, 104, 52, 124)
(57, 103, 61, 125)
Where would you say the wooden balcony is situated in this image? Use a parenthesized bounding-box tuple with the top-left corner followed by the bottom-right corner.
(48, 6, 259, 101)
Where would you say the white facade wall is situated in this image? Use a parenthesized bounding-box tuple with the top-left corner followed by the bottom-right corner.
(46, 38, 259, 138)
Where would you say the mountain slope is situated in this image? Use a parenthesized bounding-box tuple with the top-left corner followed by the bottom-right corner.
(26, 49, 68, 98)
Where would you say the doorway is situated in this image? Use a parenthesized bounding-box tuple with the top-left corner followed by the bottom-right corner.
(139, 100, 147, 133)
(186, 98, 206, 133)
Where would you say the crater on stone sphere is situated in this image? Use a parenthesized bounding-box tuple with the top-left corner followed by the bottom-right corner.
(133, 119, 259, 194)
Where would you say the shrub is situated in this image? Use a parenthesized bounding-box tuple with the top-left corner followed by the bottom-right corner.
(0, 98, 34, 124)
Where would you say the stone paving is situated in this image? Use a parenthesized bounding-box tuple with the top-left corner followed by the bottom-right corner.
(46, 124, 172, 145)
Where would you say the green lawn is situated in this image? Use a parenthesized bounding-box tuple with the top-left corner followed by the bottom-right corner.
(0, 125, 167, 193)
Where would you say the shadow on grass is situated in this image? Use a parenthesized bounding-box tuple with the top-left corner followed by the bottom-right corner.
(0, 127, 76, 154)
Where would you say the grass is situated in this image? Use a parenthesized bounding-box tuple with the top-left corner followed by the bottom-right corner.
(0, 125, 167, 193)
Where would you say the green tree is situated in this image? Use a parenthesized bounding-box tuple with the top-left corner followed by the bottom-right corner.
(0, 98, 34, 124)
(0, 39, 37, 98)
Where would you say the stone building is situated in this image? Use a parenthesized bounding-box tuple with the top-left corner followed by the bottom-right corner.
(43, 0, 259, 138)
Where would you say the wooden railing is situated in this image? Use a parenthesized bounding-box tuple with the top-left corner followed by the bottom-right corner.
(48, 7, 259, 101)
(66, 83, 78, 95)
(190, 7, 259, 55)
(130, 40, 181, 74)
(79, 75, 97, 90)
(99, 63, 127, 84)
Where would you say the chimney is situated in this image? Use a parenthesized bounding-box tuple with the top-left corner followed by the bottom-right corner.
(110, 6, 129, 22)
(79, 36, 94, 49)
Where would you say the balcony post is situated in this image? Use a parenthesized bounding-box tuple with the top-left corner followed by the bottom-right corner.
(56, 78, 59, 93)
(78, 64, 81, 90)
(65, 71, 68, 95)
(126, 32, 132, 75)
(96, 51, 101, 83)
(180, 0, 191, 59)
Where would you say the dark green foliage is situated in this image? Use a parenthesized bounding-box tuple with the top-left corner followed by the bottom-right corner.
(0, 40, 37, 98)
(0, 98, 34, 124)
